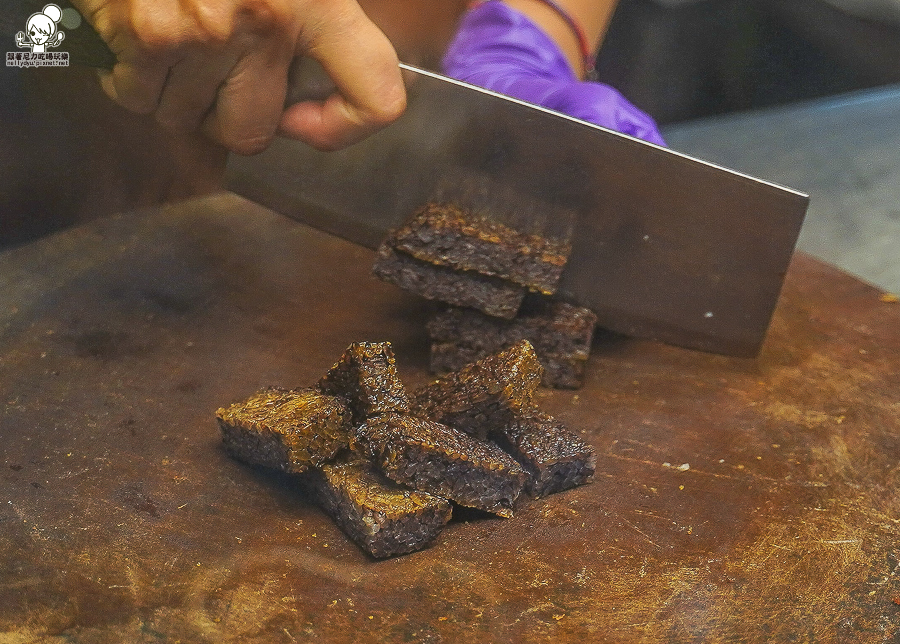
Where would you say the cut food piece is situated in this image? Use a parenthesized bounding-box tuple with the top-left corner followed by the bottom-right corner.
(372, 245, 525, 319)
(427, 301, 598, 389)
(427, 300, 597, 362)
(317, 341, 410, 424)
(411, 340, 543, 439)
(217, 387, 352, 474)
(355, 413, 527, 518)
(215, 335, 594, 559)
(431, 343, 587, 390)
(308, 457, 453, 559)
(387, 202, 572, 295)
(492, 412, 596, 498)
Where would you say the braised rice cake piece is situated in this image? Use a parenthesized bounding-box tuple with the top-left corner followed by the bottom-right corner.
(217, 387, 352, 474)
(431, 343, 589, 390)
(411, 340, 543, 439)
(355, 413, 527, 518)
(372, 245, 525, 319)
(317, 341, 410, 424)
(389, 202, 571, 295)
(427, 301, 598, 389)
(492, 412, 596, 498)
(308, 457, 452, 559)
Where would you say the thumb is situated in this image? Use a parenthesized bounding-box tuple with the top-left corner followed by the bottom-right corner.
(279, 3, 406, 151)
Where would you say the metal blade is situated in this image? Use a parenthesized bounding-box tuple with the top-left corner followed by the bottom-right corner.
(225, 64, 809, 357)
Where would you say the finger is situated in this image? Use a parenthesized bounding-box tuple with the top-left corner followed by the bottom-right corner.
(154, 48, 236, 134)
(279, 95, 370, 152)
(85, 0, 185, 113)
(98, 59, 169, 114)
(279, 4, 405, 150)
(202, 42, 292, 155)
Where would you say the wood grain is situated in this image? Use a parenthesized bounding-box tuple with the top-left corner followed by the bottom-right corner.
(1, 193, 898, 642)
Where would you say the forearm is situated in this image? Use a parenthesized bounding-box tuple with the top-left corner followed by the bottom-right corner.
(502, 0, 619, 77)
(357, 0, 619, 75)
(440, 0, 664, 145)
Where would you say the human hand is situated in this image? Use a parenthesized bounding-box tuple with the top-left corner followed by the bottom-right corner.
(441, 1, 665, 146)
(71, 0, 407, 154)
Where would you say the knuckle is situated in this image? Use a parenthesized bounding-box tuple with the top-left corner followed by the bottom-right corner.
(239, 0, 292, 31)
(192, 7, 234, 46)
(102, 68, 159, 114)
(128, 11, 184, 54)
(203, 0, 295, 45)
(87, 5, 117, 42)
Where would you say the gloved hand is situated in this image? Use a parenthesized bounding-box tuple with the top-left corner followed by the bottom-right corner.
(441, 0, 666, 146)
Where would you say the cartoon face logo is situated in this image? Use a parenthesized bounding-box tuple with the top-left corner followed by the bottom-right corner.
(16, 4, 66, 53)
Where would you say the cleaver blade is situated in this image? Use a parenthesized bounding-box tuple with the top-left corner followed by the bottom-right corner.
(226, 63, 810, 358)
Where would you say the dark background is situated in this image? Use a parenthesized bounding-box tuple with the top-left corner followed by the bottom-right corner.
(598, 0, 900, 125)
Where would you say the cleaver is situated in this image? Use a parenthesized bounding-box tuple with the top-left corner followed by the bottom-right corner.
(20, 1, 809, 357)
(226, 63, 809, 358)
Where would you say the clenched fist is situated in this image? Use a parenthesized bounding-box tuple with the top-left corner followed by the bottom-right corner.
(71, 0, 407, 154)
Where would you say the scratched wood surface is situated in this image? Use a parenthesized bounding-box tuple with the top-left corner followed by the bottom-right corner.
(1, 193, 899, 643)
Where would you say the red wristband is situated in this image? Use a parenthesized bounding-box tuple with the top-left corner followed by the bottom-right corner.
(469, 0, 596, 77)
(532, 0, 595, 77)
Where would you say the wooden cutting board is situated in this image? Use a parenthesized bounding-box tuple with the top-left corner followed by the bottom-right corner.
(1, 193, 899, 642)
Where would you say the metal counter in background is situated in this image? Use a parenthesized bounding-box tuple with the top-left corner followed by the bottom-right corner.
(663, 83, 900, 296)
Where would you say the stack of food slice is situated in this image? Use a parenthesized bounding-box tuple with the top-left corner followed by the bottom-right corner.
(372, 202, 599, 388)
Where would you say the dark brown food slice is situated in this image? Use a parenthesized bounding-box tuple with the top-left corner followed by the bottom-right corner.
(428, 300, 597, 360)
(491, 412, 596, 498)
(431, 343, 589, 390)
(317, 341, 410, 424)
(389, 202, 571, 295)
(372, 245, 525, 319)
(355, 414, 527, 518)
(217, 387, 351, 474)
(411, 340, 543, 439)
(427, 301, 598, 389)
(307, 457, 452, 559)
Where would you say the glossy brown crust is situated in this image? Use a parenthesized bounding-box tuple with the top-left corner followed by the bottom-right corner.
(355, 413, 527, 518)
(317, 341, 410, 424)
(431, 343, 589, 390)
(411, 340, 544, 439)
(308, 457, 453, 559)
(388, 202, 572, 295)
(491, 412, 596, 498)
(216, 387, 352, 474)
(426, 301, 598, 389)
(371, 245, 525, 319)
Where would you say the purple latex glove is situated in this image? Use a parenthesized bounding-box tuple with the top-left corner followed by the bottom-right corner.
(441, 0, 666, 146)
